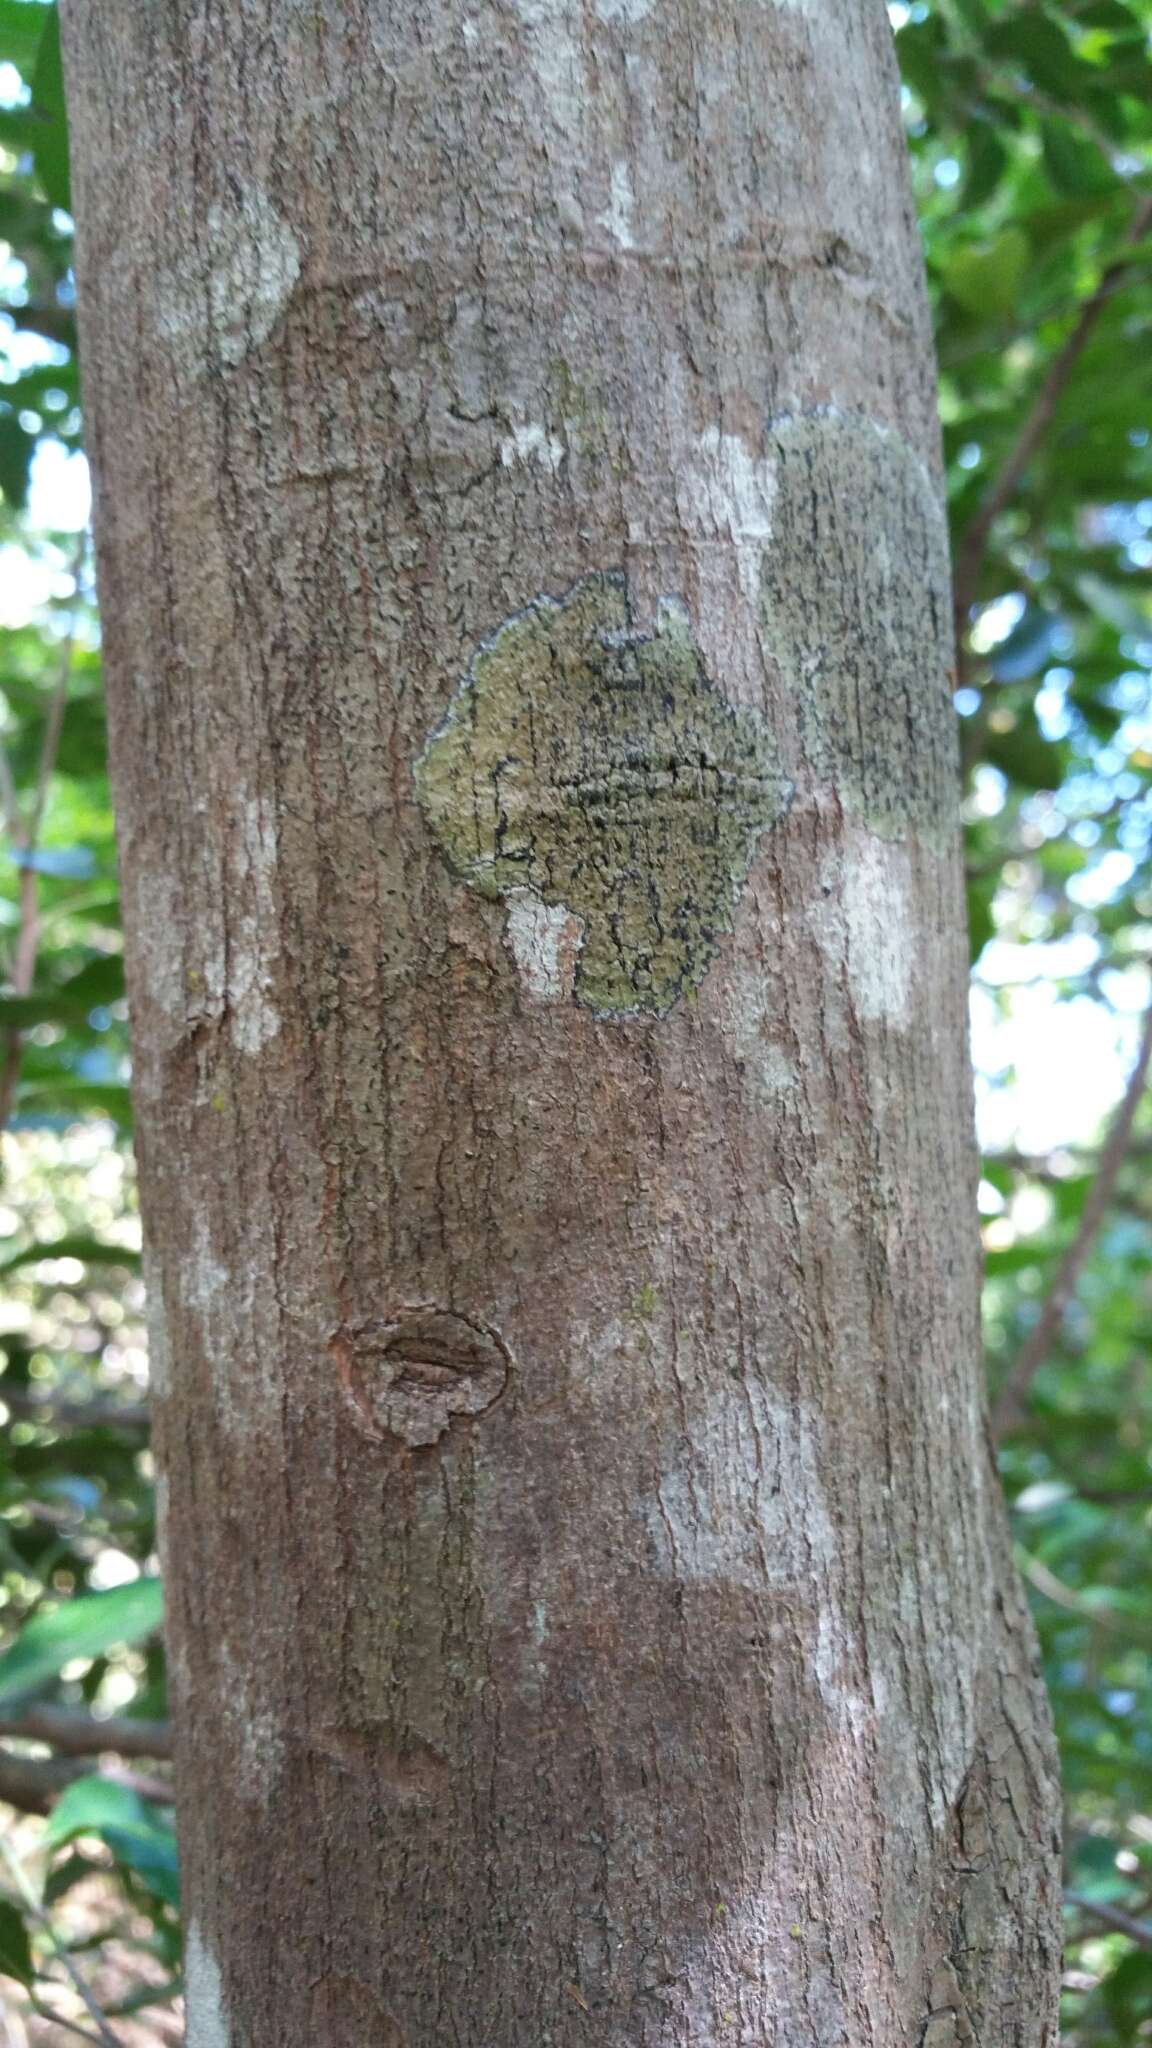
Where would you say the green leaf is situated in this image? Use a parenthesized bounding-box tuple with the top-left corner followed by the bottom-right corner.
(0, 1231, 140, 1276)
(44, 1773, 148, 1850)
(0, 1899, 33, 1988)
(0, 411, 35, 510)
(985, 14, 1086, 98)
(947, 229, 1030, 319)
(15, 1081, 133, 1126)
(0, 954, 124, 1030)
(1075, 571, 1149, 636)
(895, 16, 949, 111)
(51, 953, 125, 1008)
(1102, 1945, 1152, 2022)
(967, 872, 996, 964)
(984, 723, 1063, 792)
(29, 2, 69, 213)
(962, 126, 1008, 211)
(44, 1777, 180, 1908)
(0, 0, 49, 77)
(989, 606, 1061, 683)
(1041, 120, 1118, 199)
(1076, 0, 1139, 28)
(0, 1578, 163, 1704)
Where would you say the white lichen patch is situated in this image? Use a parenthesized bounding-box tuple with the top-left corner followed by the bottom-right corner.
(814, 1608, 871, 1736)
(504, 890, 585, 1002)
(843, 840, 914, 1024)
(509, 0, 585, 135)
(813, 839, 916, 1028)
(598, 159, 637, 248)
(158, 185, 300, 377)
(130, 868, 185, 1027)
(595, 0, 655, 18)
(184, 1922, 230, 2048)
(719, 972, 797, 1103)
(143, 1247, 173, 1401)
(499, 421, 566, 475)
(226, 791, 281, 1056)
(181, 1214, 231, 1327)
(220, 1640, 285, 1806)
(676, 426, 778, 607)
(646, 1384, 834, 1590)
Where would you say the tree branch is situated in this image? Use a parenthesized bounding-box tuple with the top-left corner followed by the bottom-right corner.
(1067, 1892, 1152, 1951)
(0, 1710, 172, 1761)
(0, 1750, 85, 1814)
(0, 1393, 152, 1433)
(992, 995, 1152, 1439)
(952, 189, 1152, 641)
(1018, 1550, 1152, 1644)
(0, 1750, 173, 1816)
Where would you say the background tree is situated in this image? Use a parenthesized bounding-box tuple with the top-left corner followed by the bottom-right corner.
(0, 0, 1148, 2041)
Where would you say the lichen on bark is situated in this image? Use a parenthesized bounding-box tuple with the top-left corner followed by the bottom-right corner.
(415, 569, 790, 1016)
(759, 410, 958, 844)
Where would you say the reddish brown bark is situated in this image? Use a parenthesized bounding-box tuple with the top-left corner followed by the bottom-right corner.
(61, 0, 1061, 2039)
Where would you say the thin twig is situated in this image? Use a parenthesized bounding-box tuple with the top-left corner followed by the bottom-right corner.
(0, 1833, 121, 2048)
(952, 188, 1152, 642)
(28, 1997, 112, 2048)
(993, 994, 1152, 1438)
(1067, 1892, 1152, 1951)
(1018, 1550, 1152, 1644)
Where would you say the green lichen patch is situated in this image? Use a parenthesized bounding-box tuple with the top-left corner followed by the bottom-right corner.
(758, 410, 957, 844)
(415, 571, 790, 1016)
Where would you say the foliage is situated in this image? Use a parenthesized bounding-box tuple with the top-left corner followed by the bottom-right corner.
(0, 0, 1149, 2037)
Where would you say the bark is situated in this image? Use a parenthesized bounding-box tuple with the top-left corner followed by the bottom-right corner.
(60, 0, 1062, 2041)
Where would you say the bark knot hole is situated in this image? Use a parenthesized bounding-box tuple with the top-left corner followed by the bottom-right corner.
(331, 1306, 510, 1448)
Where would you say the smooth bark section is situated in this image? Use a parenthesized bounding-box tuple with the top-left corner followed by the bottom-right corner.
(61, 0, 1062, 2041)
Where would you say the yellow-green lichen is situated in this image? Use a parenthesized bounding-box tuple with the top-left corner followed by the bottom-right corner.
(759, 410, 957, 844)
(415, 570, 790, 1017)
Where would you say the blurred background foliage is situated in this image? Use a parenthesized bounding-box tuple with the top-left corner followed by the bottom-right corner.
(0, 0, 1148, 2037)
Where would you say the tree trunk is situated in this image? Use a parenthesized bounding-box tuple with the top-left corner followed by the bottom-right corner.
(60, 0, 1062, 2040)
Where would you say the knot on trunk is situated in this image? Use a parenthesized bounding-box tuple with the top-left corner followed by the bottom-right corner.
(331, 1307, 510, 1447)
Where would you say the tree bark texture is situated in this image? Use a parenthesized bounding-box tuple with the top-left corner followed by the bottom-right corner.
(61, 0, 1062, 2041)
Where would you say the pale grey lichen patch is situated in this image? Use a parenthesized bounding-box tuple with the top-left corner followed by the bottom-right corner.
(676, 425, 778, 606)
(415, 570, 791, 1016)
(184, 1922, 230, 2048)
(811, 837, 916, 1028)
(598, 160, 637, 249)
(508, 0, 585, 135)
(219, 1640, 284, 1807)
(499, 421, 566, 474)
(158, 185, 300, 377)
(503, 890, 584, 1002)
(142, 1245, 173, 1402)
(759, 410, 956, 843)
(225, 790, 281, 1056)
